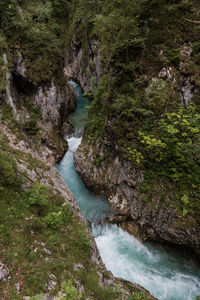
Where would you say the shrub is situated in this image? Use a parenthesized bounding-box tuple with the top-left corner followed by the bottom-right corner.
(23, 112, 39, 135)
(55, 280, 82, 300)
(0, 152, 19, 186)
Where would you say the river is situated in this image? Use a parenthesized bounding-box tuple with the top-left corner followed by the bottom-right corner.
(57, 81, 200, 300)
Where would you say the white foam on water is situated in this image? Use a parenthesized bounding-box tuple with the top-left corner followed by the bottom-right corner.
(93, 224, 200, 300)
(57, 136, 111, 222)
(67, 136, 82, 152)
(57, 82, 200, 300)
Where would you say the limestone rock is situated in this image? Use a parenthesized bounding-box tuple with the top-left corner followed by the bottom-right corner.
(46, 274, 57, 291)
(74, 141, 200, 257)
(64, 40, 103, 92)
(0, 262, 9, 281)
(3, 53, 19, 120)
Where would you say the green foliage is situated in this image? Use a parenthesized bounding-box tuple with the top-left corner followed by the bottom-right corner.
(83, 77, 97, 100)
(133, 291, 145, 300)
(163, 47, 180, 65)
(84, 270, 107, 300)
(138, 131, 166, 163)
(92, 3, 147, 68)
(0, 0, 17, 26)
(0, 103, 20, 132)
(140, 182, 150, 193)
(136, 104, 200, 215)
(181, 195, 189, 205)
(23, 112, 39, 135)
(127, 147, 144, 165)
(145, 79, 174, 115)
(20, 98, 40, 135)
(26, 183, 72, 227)
(29, 294, 45, 300)
(80, 0, 200, 221)
(27, 183, 49, 213)
(0, 151, 19, 186)
(1, 0, 200, 296)
(94, 155, 104, 167)
(181, 194, 189, 216)
(0, 0, 71, 85)
(0, 139, 95, 298)
(44, 204, 71, 229)
(58, 280, 82, 300)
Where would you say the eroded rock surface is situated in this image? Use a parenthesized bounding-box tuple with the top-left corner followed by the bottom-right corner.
(64, 40, 103, 92)
(0, 262, 9, 281)
(74, 141, 200, 257)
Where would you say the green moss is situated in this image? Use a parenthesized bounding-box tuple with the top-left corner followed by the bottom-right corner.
(0, 151, 19, 186)
(23, 112, 39, 135)
(0, 103, 21, 132)
(1, 127, 144, 299)
(0, 0, 71, 86)
(0, 127, 91, 298)
(0, 151, 92, 298)
(1, 0, 199, 298)
(77, 0, 200, 225)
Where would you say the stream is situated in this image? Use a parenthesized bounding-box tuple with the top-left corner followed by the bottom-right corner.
(57, 81, 200, 300)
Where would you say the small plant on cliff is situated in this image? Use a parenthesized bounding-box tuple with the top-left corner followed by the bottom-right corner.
(23, 112, 39, 135)
(55, 280, 82, 300)
(0, 151, 20, 187)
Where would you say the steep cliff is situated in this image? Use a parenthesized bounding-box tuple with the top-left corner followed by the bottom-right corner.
(1, 52, 76, 162)
(0, 116, 155, 299)
(74, 139, 200, 256)
(0, 1, 157, 299)
(73, 0, 200, 258)
(0, 0, 78, 162)
(64, 40, 103, 93)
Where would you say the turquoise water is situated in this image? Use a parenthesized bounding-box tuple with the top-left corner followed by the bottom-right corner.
(57, 82, 200, 300)
(58, 136, 111, 223)
(68, 80, 91, 134)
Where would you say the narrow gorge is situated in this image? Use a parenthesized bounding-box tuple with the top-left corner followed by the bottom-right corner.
(1, 0, 200, 299)
(58, 82, 200, 300)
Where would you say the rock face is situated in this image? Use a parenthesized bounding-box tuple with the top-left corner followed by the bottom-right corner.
(0, 262, 9, 281)
(0, 122, 156, 300)
(13, 52, 77, 128)
(74, 141, 200, 257)
(3, 53, 19, 120)
(64, 40, 103, 92)
(33, 81, 76, 162)
(0, 8, 156, 300)
(149, 44, 199, 107)
(34, 79, 76, 145)
(73, 42, 200, 258)
(1, 50, 77, 162)
(35, 80, 75, 128)
(179, 44, 199, 105)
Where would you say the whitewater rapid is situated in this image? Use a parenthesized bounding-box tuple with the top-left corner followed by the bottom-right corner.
(57, 82, 200, 300)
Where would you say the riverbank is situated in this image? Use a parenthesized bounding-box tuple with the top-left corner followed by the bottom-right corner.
(0, 85, 155, 299)
(58, 82, 200, 300)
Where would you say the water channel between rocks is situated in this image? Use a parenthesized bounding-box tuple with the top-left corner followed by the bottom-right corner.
(57, 81, 200, 300)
